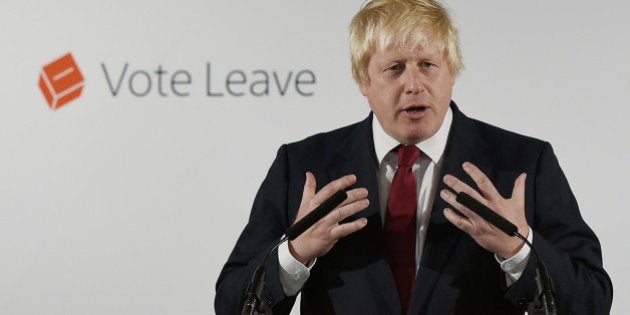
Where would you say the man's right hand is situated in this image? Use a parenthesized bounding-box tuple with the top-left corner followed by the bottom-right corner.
(288, 172, 369, 265)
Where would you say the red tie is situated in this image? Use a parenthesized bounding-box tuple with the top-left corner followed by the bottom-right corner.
(385, 145, 420, 314)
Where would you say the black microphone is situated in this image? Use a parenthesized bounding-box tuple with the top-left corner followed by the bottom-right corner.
(455, 191, 557, 315)
(242, 190, 348, 314)
(286, 190, 348, 240)
(455, 192, 517, 236)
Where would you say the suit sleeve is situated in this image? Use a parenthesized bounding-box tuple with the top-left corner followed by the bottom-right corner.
(214, 144, 301, 315)
(505, 142, 613, 314)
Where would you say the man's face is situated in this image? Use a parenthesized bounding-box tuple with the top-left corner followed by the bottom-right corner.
(360, 44, 455, 145)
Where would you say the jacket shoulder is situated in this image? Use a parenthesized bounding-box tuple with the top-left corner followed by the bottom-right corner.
(459, 111, 549, 154)
(284, 115, 372, 154)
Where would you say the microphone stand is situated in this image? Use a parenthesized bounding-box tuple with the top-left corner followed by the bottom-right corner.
(242, 236, 287, 315)
(514, 234, 557, 315)
(241, 190, 347, 314)
(455, 192, 557, 314)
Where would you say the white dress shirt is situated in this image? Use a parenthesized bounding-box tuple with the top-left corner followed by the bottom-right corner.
(278, 108, 531, 296)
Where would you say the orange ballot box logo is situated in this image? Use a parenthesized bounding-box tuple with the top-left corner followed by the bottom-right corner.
(39, 53, 85, 110)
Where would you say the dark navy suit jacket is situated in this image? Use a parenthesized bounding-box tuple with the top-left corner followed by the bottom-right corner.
(215, 103, 612, 314)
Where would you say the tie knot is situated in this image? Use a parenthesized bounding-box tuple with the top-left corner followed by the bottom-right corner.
(397, 145, 420, 167)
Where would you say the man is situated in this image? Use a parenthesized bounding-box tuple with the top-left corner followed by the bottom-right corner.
(215, 0, 613, 314)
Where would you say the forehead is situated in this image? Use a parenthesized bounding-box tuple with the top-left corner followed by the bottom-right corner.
(371, 44, 444, 62)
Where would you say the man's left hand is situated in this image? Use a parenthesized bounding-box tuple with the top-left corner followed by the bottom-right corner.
(440, 162, 529, 259)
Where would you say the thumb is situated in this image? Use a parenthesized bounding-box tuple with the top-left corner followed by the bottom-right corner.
(511, 173, 527, 203)
(297, 172, 317, 220)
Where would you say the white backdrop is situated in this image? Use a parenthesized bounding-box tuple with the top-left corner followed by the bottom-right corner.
(1, 0, 628, 314)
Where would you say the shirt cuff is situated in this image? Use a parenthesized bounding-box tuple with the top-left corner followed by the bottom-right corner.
(494, 227, 533, 286)
(277, 240, 315, 296)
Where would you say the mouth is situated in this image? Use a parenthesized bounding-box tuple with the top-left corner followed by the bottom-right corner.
(404, 106, 427, 113)
(401, 105, 429, 119)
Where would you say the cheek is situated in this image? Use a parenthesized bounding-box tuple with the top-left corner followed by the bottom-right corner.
(369, 94, 394, 116)
(364, 80, 403, 115)
(439, 75, 455, 95)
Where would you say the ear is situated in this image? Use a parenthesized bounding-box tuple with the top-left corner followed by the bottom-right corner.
(359, 83, 369, 96)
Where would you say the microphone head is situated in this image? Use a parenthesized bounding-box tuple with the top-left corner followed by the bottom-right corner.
(286, 190, 348, 240)
(455, 192, 518, 236)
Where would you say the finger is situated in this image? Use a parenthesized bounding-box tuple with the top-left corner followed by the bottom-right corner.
(340, 187, 369, 207)
(311, 174, 357, 206)
(323, 196, 369, 226)
(443, 208, 473, 233)
(462, 162, 501, 199)
(329, 217, 368, 239)
(440, 188, 483, 222)
(443, 173, 483, 201)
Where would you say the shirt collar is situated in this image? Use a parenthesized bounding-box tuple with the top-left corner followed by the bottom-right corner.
(372, 107, 453, 165)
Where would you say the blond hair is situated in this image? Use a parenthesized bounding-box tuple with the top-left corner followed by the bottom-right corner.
(349, 0, 463, 85)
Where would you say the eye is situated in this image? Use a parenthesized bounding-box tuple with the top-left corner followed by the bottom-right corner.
(386, 63, 405, 72)
(420, 61, 436, 69)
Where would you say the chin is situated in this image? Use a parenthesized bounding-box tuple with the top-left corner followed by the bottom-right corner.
(399, 135, 426, 145)
(400, 128, 434, 144)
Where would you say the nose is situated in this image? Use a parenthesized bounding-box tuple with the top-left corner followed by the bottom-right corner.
(404, 67, 424, 94)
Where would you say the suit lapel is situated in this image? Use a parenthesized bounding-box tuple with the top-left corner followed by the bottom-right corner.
(409, 103, 492, 313)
